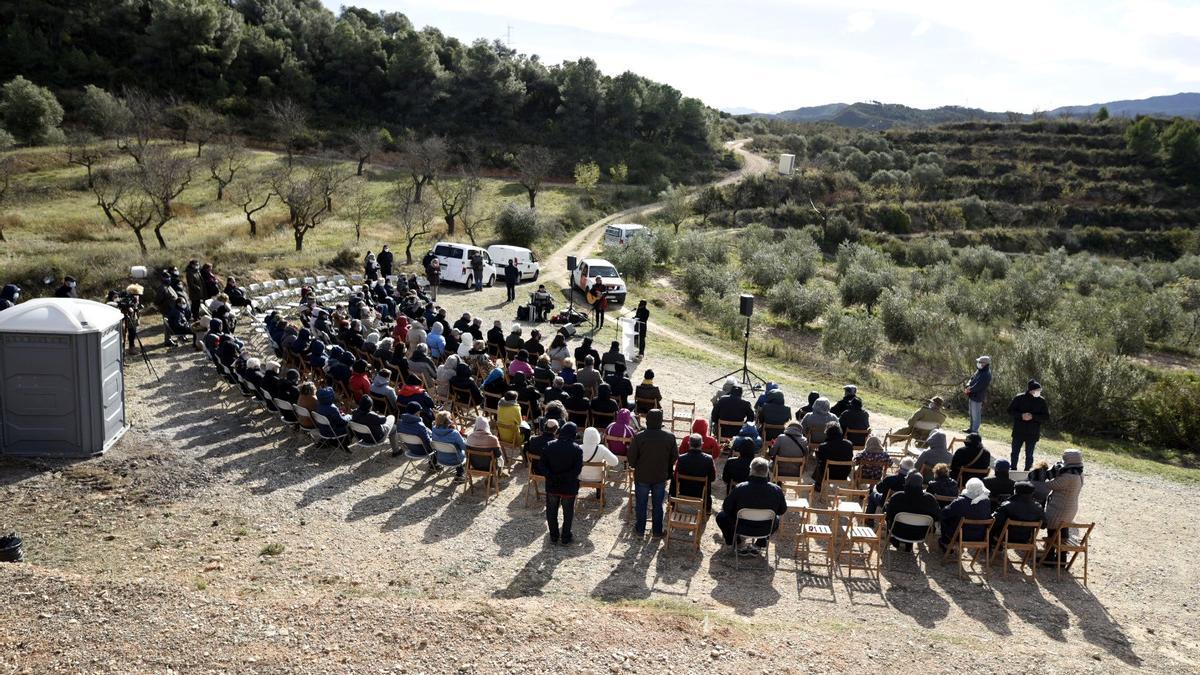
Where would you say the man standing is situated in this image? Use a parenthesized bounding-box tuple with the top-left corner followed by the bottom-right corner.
(589, 276, 608, 329)
(425, 257, 441, 301)
(54, 275, 78, 298)
(633, 299, 649, 358)
(504, 259, 519, 303)
(626, 409, 679, 538)
(539, 421, 584, 545)
(716, 457, 787, 556)
(1007, 379, 1049, 471)
(963, 355, 992, 433)
(378, 245, 394, 279)
(184, 259, 203, 312)
(470, 250, 485, 292)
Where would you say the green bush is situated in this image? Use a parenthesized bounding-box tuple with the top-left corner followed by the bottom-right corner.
(697, 289, 744, 340)
(650, 228, 676, 263)
(817, 214, 860, 254)
(495, 204, 542, 248)
(681, 262, 739, 302)
(821, 310, 884, 364)
(872, 203, 912, 233)
(1133, 372, 1200, 453)
(0, 75, 63, 144)
(878, 289, 922, 345)
(602, 237, 654, 282)
(677, 231, 727, 265)
(559, 199, 592, 231)
(956, 245, 1010, 279)
(766, 278, 836, 326)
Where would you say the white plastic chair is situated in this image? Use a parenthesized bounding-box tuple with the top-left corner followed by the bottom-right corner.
(732, 508, 779, 570)
(886, 512, 936, 570)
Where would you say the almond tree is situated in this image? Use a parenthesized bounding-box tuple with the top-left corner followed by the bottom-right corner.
(139, 146, 194, 249)
(116, 87, 161, 165)
(268, 99, 308, 166)
(66, 131, 104, 188)
(341, 177, 378, 241)
(204, 141, 248, 200)
(229, 174, 271, 236)
(433, 169, 480, 235)
(515, 144, 554, 209)
(394, 182, 432, 265)
(401, 135, 447, 203)
(270, 165, 342, 251)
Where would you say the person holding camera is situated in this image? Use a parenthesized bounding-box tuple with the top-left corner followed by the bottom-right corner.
(1007, 379, 1050, 471)
(114, 284, 144, 355)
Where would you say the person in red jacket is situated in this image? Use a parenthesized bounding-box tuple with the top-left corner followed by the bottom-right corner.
(679, 419, 720, 463)
(349, 359, 372, 401)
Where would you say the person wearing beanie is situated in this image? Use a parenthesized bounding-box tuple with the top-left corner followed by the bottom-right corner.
(1007, 379, 1051, 471)
(963, 355, 993, 433)
(722, 435, 759, 494)
(869, 456, 915, 514)
(798, 396, 837, 445)
(1043, 449, 1085, 565)
(830, 384, 860, 417)
(938, 477, 992, 551)
(894, 396, 948, 447)
(837, 397, 870, 448)
(991, 481, 1045, 547)
(352, 395, 396, 448)
(54, 274, 78, 299)
(672, 433, 717, 513)
(797, 391, 820, 418)
(758, 385, 793, 430)
(395, 402, 433, 457)
(884, 472, 941, 550)
(348, 359, 372, 401)
(539, 421, 584, 544)
(984, 459, 1016, 507)
(627, 409, 679, 538)
(950, 432, 992, 484)
(812, 423, 854, 492)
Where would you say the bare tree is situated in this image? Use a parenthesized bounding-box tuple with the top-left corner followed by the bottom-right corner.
(268, 99, 309, 166)
(204, 141, 249, 201)
(657, 184, 692, 235)
(401, 136, 448, 203)
(460, 196, 496, 247)
(182, 106, 227, 157)
(433, 169, 480, 235)
(110, 189, 157, 254)
(139, 146, 194, 249)
(349, 127, 387, 176)
(66, 132, 104, 189)
(341, 177, 378, 241)
(393, 181, 432, 265)
(0, 156, 20, 242)
(515, 144, 555, 209)
(91, 166, 154, 253)
(229, 174, 272, 236)
(270, 166, 341, 251)
(116, 87, 162, 165)
(90, 166, 127, 230)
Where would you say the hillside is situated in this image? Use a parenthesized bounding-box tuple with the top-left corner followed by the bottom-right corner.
(1047, 92, 1200, 119)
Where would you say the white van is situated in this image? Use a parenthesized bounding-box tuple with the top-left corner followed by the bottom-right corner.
(486, 244, 540, 282)
(603, 223, 648, 248)
(430, 241, 496, 287)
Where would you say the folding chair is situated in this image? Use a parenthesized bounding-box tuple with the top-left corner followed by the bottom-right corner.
(942, 518, 993, 578)
(524, 452, 546, 507)
(795, 506, 836, 574)
(578, 461, 608, 509)
(841, 512, 886, 577)
(465, 448, 501, 499)
(771, 455, 807, 490)
(844, 427, 871, 452)
(349, 420, 392, 450)
(759, 423, 787, 449)
(429, 441, 467, 488)
(274, 398, 299, 427)
(885, 512, 935, 571)
(309, 410, 351, 452)
(957, 466, 990, 487)
(714, 419, 746, 449)
(989, 519, 1042, 579)
(669, 400, 695, 438)
(293, 406, 322, 442)
(369, 392, 393, 415)
(665, 477, 708, 553)
(732, 508, 779, 570)
(496, 418, 522, 467)
(589, 410, 614, 430)
(820, 460, 856, 502)
(1039, 522, 1095, 586)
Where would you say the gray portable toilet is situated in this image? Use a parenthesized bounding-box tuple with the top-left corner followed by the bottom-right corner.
(0, 298, 128, 457)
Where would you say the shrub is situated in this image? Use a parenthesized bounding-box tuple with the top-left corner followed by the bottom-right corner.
(681, 262, 739, 302)
(650, 228, 676, 263)
(1005, 257, 1062, 323)
(956, 245, 1010, 279)
(0, 75, 64, 144)
(821, 310, 884, 364)
(837, 259, 899, 312)
(677, 231, 727, 265)
(0, 127, 13, 150)
(872, 203, 912, 234)
(697, 289, 744, 340)
(495, 204, 542, 248)
(744, 235, 819, 289)
(878, 289, 922, 345)
(767, 278, 836, 326)
(603, 237, 654, 282)
(817, 214, 860, 254)
(1134, 372, 1200, 453)
(328, 248, 357, 270)
(560, 199, 591, 231)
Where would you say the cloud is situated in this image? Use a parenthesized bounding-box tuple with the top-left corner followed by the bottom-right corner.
(911, 18, 931, 37)
(846, 10, 875, 32)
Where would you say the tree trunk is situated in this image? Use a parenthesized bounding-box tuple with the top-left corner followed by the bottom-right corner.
(133, 228, 148, 254)
(527, 187, 537, 209)
(413, 179, 425, 204)
(216, 182, 225, 201)
(405, 239, 416, 265)
(356, 157, 366, 176)
(674, 222, 680, 235)
(0, 226, 6, 242)
(294, 228, 304, 251)
(445, 214, 456, 234)
(355, 224, 361, 241)
(247, 213, 257, 236)
(85, 165, 94, 189)
(154, 224, 168, 249)
(195, 141, 204, 158)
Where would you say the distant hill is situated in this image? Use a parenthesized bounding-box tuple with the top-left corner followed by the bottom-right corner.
(720, 106, 762, 116)
(1046, 92, 1200, 119)
(756, 92, 1200, 129)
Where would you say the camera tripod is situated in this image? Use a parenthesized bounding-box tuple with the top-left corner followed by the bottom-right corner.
(126, 321, 160, 381)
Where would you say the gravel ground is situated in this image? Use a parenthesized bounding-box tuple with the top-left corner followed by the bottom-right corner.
(2, 142, 1197, 673)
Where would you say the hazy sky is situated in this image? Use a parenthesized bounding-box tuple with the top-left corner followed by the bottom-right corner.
(322, 0, 1200, 113)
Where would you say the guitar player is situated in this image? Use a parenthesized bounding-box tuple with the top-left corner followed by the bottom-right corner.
(588, 276, 608, 329)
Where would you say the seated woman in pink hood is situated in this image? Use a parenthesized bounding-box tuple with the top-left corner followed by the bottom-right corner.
(604, 408, 638, 456)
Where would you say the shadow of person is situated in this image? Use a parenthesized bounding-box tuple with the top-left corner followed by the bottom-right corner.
(880, 554, 951, 628)
(590, 537, 660, 602)
(1042, 579, 1143, 666)
(991, 572, 1069, 642)
(927, 561, 1012, 636)
(421, 493, 488, 544)
(493, 486, 549, 556)
(651, 540, 703, 596)
(294, 452, 398, 509)
(705, 534, 783, 617)
(495, 524, 598, 599)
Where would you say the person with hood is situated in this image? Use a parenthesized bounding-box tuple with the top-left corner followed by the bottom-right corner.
(838, 398, 870, 447)
(768, 421, 809, 477)
(991, 481, 1045, 547)
(408, 343, 437, 384)
(429, 411, 466, 481)
(364, 251, 380, 281)
(202, 319, 223, 361)
(579, 427, 620, 494)
(963, 355, 992, 434)
(449, 362, 483, 406)
(481, 366, 508, 398)
(296, 382, 319, 429)
(672, 433, 717, 513)
(754, 382, 777, 412)
(426, 322, 447, 359)
(314, 386, 352, 448)
(950, 433, 991, 484)
(811, 424, 853, 493)
(507, 349, 534, 379)
(854, 436, 892, 487)
(576, 356, 602, 398)
(627, 409, 679, 538)
(378, 245, 394, 278)
(681, 419, 721, 463)
(487, 320, 506, 358)
(394, 402, 433, 457)
(540, 421, 584, 544)
(395, 380, 436, 422)
(370, 368, 398, 409)
(465, 416, 504, 471)
(55, 275, 78, 298)
(573, 337, 600, 369)
(392, 316, 410, 346)
(938, 478, 992, 552)
(504, 324, 525, 353)
(869, 457, 915, 514)
(563, 383, 592, 427)
(164, 296, 199, 350)
(223, 276, 253, 309)
(547, 333, 571, 371)
(533, 354, 555, 388)
(797, 391, 820, 419)
(349, 360, 372, 401)
(406, 320, 428, 358)
(893, 396, 948, 446)
(757, 386, 792, 430)
(915, 429, 952, 478)
(497, 391, 525, 446)
(711, 377, 736, 409)
(884, 472, 941, 551)
(352, 395, 395, 448)
(634, 370, 662, 414)
(1008, 379, 1050, 471)
(184, 260, 203, 310)
(926, 463, 959, 500)
(711, 386, 755, 440)
(722, 436, 758, 493)
(799, 397, 837, 444)
(435, 354, 460, 398)
(605, 408, 639, 457)
(717, 457, 787, 555)
(328, 348, 353, 385)
(278, 369, 301, 406)
(199, 263, 221, 299)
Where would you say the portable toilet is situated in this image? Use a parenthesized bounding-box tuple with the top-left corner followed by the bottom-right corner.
(0, 298, 128, 458)
(779, 153, 796, 175)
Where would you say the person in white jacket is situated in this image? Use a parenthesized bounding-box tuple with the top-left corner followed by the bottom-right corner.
(579, 426, 620, 488)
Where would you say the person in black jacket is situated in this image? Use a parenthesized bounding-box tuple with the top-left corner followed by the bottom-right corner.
(504, 260, 520, 302)
(672, 434, 717, 513)
(378, 245, 394, 278)
(54, 275, 78, 298)
(351, 396, 396, 448)
(604, 363, 634, 409)
(868, 457, 915, 513)
(757, 388, 792, 428)
(811, 424, 853, 493)
(837, 397, 870, 447)
(523, 418, 558, 464)
(1007, 379, 1050, 471)
(711, 386, 754, 440)
(448, 363, 482, 406)
(884, 472, 941, 551)
(486, 320, 505, 358)
(633, 299, 650, 358)
(539, 421, 584, 545)
(950, 432, 991, 483)
(984, 459, 1016, 508)
(796, 391, 820, 419)
(716, 457, 787, 553)
(573, 337, 600, 369)
(830, 384, 859, 417)
(721, 436, 758, 494)
(990, 481, 1045, 546)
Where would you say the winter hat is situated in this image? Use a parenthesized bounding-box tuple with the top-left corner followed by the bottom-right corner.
(357, 396, 373, 412)
(964, 478, 990, 504)
(405, 402, 423, 415)
(1027, 379, 1042, 392)
(976, 355, 991, 366)
(558, 421, 578, 440)
(843, 384, 857, 395)
(644, 370, 655, 380)
(1062, 449, 1084, 468)
(904, 472, 924, 490)
(994, 460, 1010, 476)
(316, 387, 335, 404)
(354, 359, 368, 373)
(265, 361, 280, 373)
(285, 369, 300, 383)
(898, 457, 915, 473)
(1014, 481, 1035, 495)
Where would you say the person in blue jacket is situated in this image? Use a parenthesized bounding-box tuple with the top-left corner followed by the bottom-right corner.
(963, 355, 992, 433)
(314, 386, 351, 450)
(429, 410, 466, 481)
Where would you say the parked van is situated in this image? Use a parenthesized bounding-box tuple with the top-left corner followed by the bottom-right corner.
(486, 244, 540, 282)
(603, 223, 647, 248)
(430, 241, 496, 287)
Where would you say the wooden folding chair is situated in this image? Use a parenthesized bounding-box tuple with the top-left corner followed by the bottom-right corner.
(833, 486, 870, 511)
(605, 432, 634, 474)
(771, 455, 807, 490)
(759, 423, 787, 449)
(796, 507, 837, 575)
(451, 386, 477, 420)
(957, 466, 990, 487)
(714, 418, 746, 449)
(496, 419, 522, 467)
(942, 518, 993, 578)
(368, 392, 392, 415)
(589, 409, 614, 430)
(524, 452, 546, 507)
(989, 519, 1042, 579)
(578, 461, 608, 509)
(1039, 522, 1095, 586)
(820, 459, 856, 502)
(841, 512, 886, 577)
(844, 427, 871, 452)
(465, 448, 501, 500)
(624, 468, 637, 519)
(665, 475, 709, 552)
(669, 400, 695, 438)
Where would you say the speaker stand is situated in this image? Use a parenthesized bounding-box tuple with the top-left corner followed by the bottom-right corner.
(709, 317, 768, 394)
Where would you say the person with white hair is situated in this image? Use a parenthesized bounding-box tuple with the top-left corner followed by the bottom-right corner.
(938, 477, 993, 552)
(715, 456, 787, 555)
(963, 355, 992, 434)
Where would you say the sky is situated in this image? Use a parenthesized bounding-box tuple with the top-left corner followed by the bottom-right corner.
(320, 0, 1200, 114)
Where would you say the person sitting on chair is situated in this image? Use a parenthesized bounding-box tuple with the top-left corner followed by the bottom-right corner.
(523, 329, 546, 359)
(799, 397, 837, 444)
(716, 457, 787, 556)
(507, 349, 534, 378)
(634, 369, 662, 415)
(681, 419, 721, 463)
(672, 433, 717, 513)
(711, 385, 755, 440)
(938, 478, 992, 552)
(531, 284, 555, 321)
(165, 296, 199, 350)
(721, 436, 758, 494)
(600, 341, 625, 376)
(579, 427, 620, 495)
(590, 382, 620, 420)
(558, 357, 577, 386)
(523, 418, 559, 465)
(504, 324, 524, 354)
(984, 459, 1016, 508)
(757, 385, 792, 429)
(811, 423, 853, 493)
(352, 395, 396, 450)
(869, 456, 914, 514)
(884, 472, 941, 551)
(395, 402, 433, 457)
(604, 363, 634, 409)
(768, 421, 808, 478)
(950, 432, 991, 484)
(853, 435, 892, 490)
(990, 481, 1044, 547)
(465, 416, 504, 471)
(429, 410, 466, 482)
(926, 463, 959, 501)
(370, 369, 398, 409)
(915, 429, 952, 478)
(606, 408, 639, 457)
(838, 398, 870, 448)
(449, 363, 483, 407)
(576, 356, 602, 398)
(349, 359, 372, 401)
(892, 396, 947, 445)
(314, 386, 352, 450)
